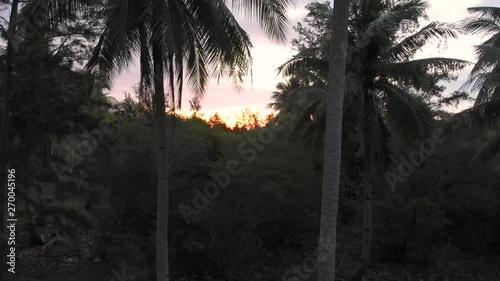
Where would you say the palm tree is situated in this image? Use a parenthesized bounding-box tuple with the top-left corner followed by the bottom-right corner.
(22, 1, 294, 281)
(267, 78, 314, 133)
(317, 1, 351, 281)
(267, 77, 301, 112)
(462, 6, 500, 105)
(275, 1, 470, 279)
(88, 2, 292, 281)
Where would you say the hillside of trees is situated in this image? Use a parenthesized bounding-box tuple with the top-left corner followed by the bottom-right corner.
(1, 1, 499, 281)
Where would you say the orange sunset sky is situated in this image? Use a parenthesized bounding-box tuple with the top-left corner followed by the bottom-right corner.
(109, 0, 495, 125)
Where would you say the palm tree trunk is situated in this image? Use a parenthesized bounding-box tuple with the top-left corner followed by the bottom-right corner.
(152, 44, 169, 281)
(317, 0, 351, 280)
(0, 1, 19, 279)
(351, 91, 375, 281)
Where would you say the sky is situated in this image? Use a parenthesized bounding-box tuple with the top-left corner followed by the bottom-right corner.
(109, 0, 497, 120)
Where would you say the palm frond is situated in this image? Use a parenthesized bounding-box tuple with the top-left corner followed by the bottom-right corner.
(463, 47, 500, 99)
(467, 6, 500, 24)
(461, 6, 500, 103)
(85, 0, 146, 85)
(267, 78, 301, 110)
(464, 67, 500, 96)
(20, 0, 95, 23)
(444, 98, 500, 133)
(288, 98, 324, 148)
(470, 74, 500, 106)
(187, 0, 252, 90)
(275, 86, 324, 123)
(462, 18, 500, 37)
(381, 58, 470, 90)
(184, 30, 209, 96)
(277, 56, 328, 78)
(226, 0, 294, 43)
(470, 45, 500, 75)
(384, 22, 459, 62)
(352, 0, 428, 54)
(377, 81, 435, 140)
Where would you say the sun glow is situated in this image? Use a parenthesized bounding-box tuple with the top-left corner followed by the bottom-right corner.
(174, 107, 275, 129)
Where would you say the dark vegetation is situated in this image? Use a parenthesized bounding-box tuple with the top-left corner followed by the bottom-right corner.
(1, 0, 500, 281)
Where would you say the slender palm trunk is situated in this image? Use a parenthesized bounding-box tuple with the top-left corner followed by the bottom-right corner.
(0, 1, 19, 279)
(317, 0, 351, 280)
(153, 45, 169, 281)
(351, 91, 375, 281)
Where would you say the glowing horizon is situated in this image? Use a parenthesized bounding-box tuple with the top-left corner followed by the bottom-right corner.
(174, 106, 276, 129)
